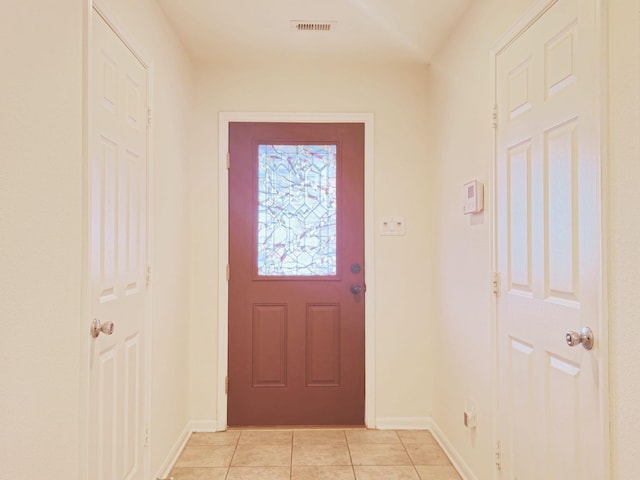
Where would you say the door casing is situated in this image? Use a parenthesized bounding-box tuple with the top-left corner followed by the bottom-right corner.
(217, 112, 375, 430)
(490, 0, 610, 478)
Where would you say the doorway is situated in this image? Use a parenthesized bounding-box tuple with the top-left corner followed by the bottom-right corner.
(492, 0, 608, 477)
(227, 122, 365, 425)
(86, 4, 151, 479)
(217, 113, 376, 429)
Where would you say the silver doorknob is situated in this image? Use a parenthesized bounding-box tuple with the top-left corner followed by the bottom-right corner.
(350, 284, 362, 295)
(565, 327, 594, 350)
(91, 318, 114, 338)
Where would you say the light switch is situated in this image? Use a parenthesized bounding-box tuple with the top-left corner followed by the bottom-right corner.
(380, 217, 405, 236)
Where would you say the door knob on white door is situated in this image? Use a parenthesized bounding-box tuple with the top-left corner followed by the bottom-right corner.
(91, 318, 114, 338)
(565, 327, 594, 350)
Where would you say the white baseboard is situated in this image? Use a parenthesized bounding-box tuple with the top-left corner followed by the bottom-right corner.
(375, 417, 431, 430)
(375, 417, 477, 480)
(153, 420, 220, 479)
(153, 423, 191, 480)
(190, 419, 219, 432)
(217, 417, 228, 432)
(428, 421, 478, 480)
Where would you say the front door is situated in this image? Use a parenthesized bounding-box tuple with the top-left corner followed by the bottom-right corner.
(88, 11, 149, 479)
(228, 122, 365, 426)
(495, 0, 605, 478)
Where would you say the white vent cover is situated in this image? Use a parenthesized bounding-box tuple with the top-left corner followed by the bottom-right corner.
(290, 20, 337, 32)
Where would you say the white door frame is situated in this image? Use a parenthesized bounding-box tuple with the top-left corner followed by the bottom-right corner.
(217, 112, 376, 430)
(81, 1, 154, 478)
(489, 0, 610, 478)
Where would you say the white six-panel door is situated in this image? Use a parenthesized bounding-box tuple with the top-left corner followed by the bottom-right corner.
(88, 11, 149, 480)
(495, 0, 605, 478)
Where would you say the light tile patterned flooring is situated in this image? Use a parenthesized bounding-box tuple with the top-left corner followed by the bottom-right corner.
(169, 429, 462, 480)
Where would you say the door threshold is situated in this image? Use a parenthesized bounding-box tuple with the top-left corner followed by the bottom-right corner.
(226, 424, 367, 430)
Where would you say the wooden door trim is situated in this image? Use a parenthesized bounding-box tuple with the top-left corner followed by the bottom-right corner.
(218, 112, 375, 430)
(81, 2, 154, 478)
(489, 0, 610, 478)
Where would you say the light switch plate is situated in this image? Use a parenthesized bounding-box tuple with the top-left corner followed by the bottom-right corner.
(380, 217, 405, 236)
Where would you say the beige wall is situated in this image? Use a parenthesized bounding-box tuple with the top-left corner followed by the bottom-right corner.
(3, 0, 638, 478)
(0, 1, 83, 478)
(188, 60, 434, 426)
(0, 0, 194, 477)
(428, 0, 536, 476)
(608, 0, 640, 477)
(429, 0, 640, 477)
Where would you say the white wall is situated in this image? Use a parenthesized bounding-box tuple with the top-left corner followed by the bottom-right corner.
(0, 0, 194, 477)
(4, 0, 637, 477)
(188, 60, 434, 427)
(428, 0, 536, 476)
(429, 0, 640, 478)
(608, 0, 640, 477)
(0, 1, 83, 478)
(96, 0, 195, 473)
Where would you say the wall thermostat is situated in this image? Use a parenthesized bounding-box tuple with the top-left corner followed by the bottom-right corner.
(463, 180, 484, 214)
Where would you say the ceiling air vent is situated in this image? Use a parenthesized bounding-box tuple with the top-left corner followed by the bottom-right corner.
(290, 20, 337, 32)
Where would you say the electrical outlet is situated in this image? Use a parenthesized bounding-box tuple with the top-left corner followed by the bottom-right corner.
(464, 399, 478, 429)
(464, 410, 477, 428)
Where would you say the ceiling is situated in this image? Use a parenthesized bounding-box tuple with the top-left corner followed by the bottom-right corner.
(155, 0, 476, 64)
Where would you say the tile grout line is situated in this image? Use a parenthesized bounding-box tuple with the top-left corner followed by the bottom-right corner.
(398, 433, 423, 480)
(289, 430, 293, 480)
(224, 431, 242, 480)
(343, 430, 357, 480)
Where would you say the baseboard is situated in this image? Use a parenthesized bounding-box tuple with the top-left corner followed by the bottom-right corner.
(190, 419, 219, 432)
(153, 423, 191, 480)
(428, 420, 478, 480)
(154, 420, 221, 479)
(376, 417, 477, 480)
(375, 417, 431, 430)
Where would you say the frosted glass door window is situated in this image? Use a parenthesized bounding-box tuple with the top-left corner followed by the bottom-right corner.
(257, 144, 337, 276)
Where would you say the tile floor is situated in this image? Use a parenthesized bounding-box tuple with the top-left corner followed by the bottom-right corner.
(169, 429, 462, 480)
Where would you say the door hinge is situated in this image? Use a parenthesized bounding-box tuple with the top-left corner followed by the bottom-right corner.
(144, 425, 150, 447)
(492, 272, 501, 296)
(226, 264, 230, 281)
(225, 376, 229, 395)
(226, 152, 230, 170)
(147, 106, 153, 128)
(495, 440, 502, 471)
(492, 104, 498, 129)
(146, 265, 152, 287)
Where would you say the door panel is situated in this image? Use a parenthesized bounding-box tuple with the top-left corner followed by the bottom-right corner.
(252, 304, 288, 387)
(306, 304, 341, 387)
(228, 122, 365, 426)
(496, 0, 604, 478)
(89, 12, 148, 480)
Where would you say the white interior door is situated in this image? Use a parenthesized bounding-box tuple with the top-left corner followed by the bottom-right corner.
(88, 11, 149, 480)
(495, 0, 605, 478)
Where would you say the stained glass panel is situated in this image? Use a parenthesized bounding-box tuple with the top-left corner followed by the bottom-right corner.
(257, 144, 337, 276)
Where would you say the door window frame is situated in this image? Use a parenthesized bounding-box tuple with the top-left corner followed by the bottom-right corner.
(218, 113, 376, 429)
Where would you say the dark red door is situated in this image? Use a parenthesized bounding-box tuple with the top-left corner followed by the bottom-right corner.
(228, 122, 365, 426)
